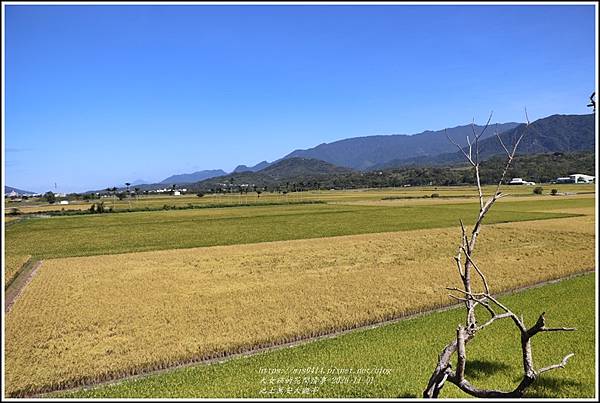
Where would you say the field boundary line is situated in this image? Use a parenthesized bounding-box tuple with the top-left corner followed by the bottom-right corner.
(5, 260, 43, 313)
(4, 216, 25, 228)
(4, 256, 31, 290)
(39, 269, 595, 398)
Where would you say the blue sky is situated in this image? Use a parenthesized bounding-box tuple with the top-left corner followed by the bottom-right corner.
(4, 4, 596, 193)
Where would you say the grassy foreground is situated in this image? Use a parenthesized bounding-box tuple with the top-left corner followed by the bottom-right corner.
(60, 273, 595, 398)
(5, 214, 594, 396)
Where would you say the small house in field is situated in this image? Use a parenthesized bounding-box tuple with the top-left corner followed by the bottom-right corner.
(556, 174, 595, 184)
(508, 178, 535, 186)
(173, 191, 181, 196)
(59, 200, 69, 205)
(569, 174, 595, 183)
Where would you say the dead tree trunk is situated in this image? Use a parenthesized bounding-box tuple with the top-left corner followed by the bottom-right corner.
(422, 110, 576, 398)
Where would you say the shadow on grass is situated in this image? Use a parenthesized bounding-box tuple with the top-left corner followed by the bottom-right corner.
(397, 391, 418, 398)
(524, 376, 583, 398)
(464, 359, 511, 380)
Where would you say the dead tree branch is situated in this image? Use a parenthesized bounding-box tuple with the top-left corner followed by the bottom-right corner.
(423, 109, 575, 398)
(538, 354, 576, 374)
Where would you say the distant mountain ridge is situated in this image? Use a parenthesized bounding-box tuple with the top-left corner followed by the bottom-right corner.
(153, 122, 518, 187)
(160, 169, 227, 185)
(5, 186, 36, 195)
(194, 157, 353, 190)
(233, 161, 272, 173)
(372, 114, 595, 169)
(282, 122, 520, 170)
(259, 157, 352, 179)
(84, 113, 593, 194)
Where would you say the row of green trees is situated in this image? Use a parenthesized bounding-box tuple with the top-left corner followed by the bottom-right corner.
(187, 151, 594, 192)
(36, 152, 594, 204)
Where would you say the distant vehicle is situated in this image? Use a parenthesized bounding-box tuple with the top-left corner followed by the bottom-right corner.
(508, 178, 536, 186)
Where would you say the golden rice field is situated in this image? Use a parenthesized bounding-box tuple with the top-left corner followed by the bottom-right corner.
(5, 213, 594, 397)
(499, 208, 595, 233)
(4, 254, 31, 288)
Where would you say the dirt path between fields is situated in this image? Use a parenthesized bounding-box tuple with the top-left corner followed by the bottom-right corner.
(5, 260, 43, 313)
(39, 269, 595, 398)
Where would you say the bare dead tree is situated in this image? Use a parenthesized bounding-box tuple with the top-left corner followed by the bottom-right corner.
(422, 110, 576, 398)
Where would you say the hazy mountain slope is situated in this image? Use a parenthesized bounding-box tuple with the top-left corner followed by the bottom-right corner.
(258, 157, 352, 179)
(282, 122, 520, 170)
(160, 169, 227, 185)
(194, 158, 353, 189)
(232, 161, 272, 173)
(372, 114, 595, 170)
(5, 186, 36, 195)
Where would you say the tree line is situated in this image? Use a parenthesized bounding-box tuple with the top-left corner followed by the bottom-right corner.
(187, 151, 594, 193)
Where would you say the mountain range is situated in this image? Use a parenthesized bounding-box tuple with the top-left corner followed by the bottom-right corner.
(160, 169, 228, 185)
(193, 158, 353, 190)
(189, 113, 594, 190)
(69, 113, 594, 194)
(282, 122, 520, 170)
(146, 114, 593, 187)
(158, 162, 274, 186)
(232, 161, 272, 173)
(372, 114, 596, 169)
(151, 122, 520, 186)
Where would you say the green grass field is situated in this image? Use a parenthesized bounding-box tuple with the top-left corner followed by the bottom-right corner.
(5, 183, 594, 214)
(59, 273, 595, 398)
(5, 198, 587, 260)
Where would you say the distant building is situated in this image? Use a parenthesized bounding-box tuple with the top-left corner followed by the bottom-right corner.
(556, 174, 595, 184)
(59, 200, 70, 205)
(509, 178, 536, 186)
(5, 190, 39, 197)
(570, 174, 595, 183)
(173, 191, 181, 196)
